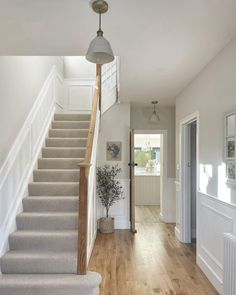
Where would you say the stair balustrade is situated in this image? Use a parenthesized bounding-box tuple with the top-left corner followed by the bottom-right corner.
(77, 65, 101, 275)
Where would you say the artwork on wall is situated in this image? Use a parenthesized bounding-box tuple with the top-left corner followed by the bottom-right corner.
(106, 141, 122, 161)
(225, 112, 236, 182)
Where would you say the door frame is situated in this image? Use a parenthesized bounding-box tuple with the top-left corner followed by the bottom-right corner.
(179, 112, 199, 243)
(131, 129, 168, 224)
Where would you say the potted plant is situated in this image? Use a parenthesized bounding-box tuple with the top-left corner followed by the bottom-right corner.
(97, 164, 124, 233)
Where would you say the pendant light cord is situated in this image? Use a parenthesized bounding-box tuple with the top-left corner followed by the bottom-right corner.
(99, 11, 102, 31)
(97, 11, 103, 36)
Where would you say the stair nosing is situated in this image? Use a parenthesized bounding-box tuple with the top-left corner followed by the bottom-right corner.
(42, 147, 86, 150)
(49, 128, 89, 131)
(52, 120, 90, 123)
(28, 182, 79, 186)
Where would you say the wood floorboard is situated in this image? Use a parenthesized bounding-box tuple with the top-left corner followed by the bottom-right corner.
(135, 205, 161, 223)
(88, 222, 218, 295)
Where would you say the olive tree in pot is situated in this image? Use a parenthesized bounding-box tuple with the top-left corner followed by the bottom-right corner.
(97, 164, 124, 233)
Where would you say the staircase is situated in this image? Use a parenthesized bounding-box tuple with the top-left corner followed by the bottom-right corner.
(0, 113, 101, 295)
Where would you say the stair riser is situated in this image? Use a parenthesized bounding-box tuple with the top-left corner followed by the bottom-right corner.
(0, 287, 99, 295)
(49, 129, 88, 138)
(38, 159, 82, 169)
(42, 148, 85, 158)
(16, 216, 78, 231)
(54, 114, 90, 121)
(1, 255, 77, 274)
(0, 272, 101, 295)
(52, 121, 90, 129)
(9, 234, 77, 252)
(23, 198, 78, 212)
(28, 183, 79, 196)
(46, 138, 87, 147)
(33, 171, 79, 182)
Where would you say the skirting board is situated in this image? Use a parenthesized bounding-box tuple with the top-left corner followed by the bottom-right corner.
(197, 254, 222, 294)
(97, 219, 130, 230)
(175, 226, 181, 240)
(115, 220, 130, 229)
(160, 212, 176, 224)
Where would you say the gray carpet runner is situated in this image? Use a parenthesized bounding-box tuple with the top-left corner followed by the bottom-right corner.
(0, 113, 101, 295)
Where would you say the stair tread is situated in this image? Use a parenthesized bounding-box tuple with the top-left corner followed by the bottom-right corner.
(10, 230, 77, 237)
(2, 250, 77, 259)
(18, 212, 78, 216)
(26, 196, 79, 198)
(46, 137, 87, 140)
(34, 169, 80, 172)
(52, 120, 90, 123)
(0, 272, 101, 287)
(29, 182, 79, 184)
(49, 128, 89, 131)
(38, 157, 84, 160)
(42, 147, 86, 150)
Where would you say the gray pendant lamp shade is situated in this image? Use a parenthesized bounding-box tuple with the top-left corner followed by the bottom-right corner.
(150, 101, 160, 123)
(86, 4, 114, 65)
(86, 29, 114, 64)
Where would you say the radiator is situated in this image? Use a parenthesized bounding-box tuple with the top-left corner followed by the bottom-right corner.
(224, 233, 236, 295)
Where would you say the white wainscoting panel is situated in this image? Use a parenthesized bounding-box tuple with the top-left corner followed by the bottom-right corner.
(160, 177, 176, 223)
(197, 192, 236, 294)
(0, 66, 61, 261)
(135, 175, 160, 206)
(55, 71, 64, 111)
(64, 79, 95, 113)
(97, 179, 130, 229)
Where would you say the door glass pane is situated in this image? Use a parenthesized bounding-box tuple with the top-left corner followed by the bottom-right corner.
(226, 114, 236, 137)
(226, 161, 235, 180)
(227, 138, 235, 158)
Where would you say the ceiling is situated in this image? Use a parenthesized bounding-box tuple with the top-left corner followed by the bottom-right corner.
(0, 0, 236, 106)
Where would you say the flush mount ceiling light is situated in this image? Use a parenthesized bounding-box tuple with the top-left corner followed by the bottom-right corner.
(86, 0, 114, 64)
(150, 101, 160, 123)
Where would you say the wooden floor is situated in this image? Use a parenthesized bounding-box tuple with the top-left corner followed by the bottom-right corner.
(89, 223, 218, 295)
(136, 205, 161, 223)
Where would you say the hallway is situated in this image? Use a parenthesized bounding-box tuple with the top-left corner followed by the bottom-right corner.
(89, 223, 218, 295)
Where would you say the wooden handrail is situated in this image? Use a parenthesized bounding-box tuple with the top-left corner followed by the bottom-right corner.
(77, 72, 101, 275)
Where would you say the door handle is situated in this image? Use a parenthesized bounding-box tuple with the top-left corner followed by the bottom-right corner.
(128, 162, 138, 168)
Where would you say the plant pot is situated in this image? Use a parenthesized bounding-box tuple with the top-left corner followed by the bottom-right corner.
(99, 217, 114, 234)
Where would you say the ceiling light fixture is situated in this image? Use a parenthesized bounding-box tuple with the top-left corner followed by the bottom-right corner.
(150, 101, 160, 123)
(86, 0, 114, 64)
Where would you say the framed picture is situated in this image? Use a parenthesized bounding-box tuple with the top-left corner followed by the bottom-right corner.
(106, 141, 122, 161)
(227, 139, 235, 158)
(225, 112, 236, 185)
(226, 161, 235, 180)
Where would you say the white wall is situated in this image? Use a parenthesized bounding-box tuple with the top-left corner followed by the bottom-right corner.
(97, 103, 130, 229)
(131, 106, 175, 178)
(175, 36, 236, 293)
(0, 56, 63, 167)
(63, 56, 95, 79)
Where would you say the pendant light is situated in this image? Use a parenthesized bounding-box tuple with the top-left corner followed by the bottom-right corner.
(86, 0, 114, 64)
(150, 101, 160, 123)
